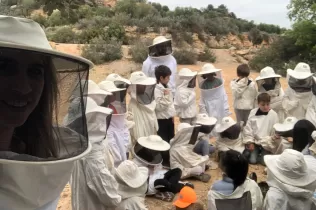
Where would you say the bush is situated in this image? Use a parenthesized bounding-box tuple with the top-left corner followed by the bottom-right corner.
(77, 27, 105, 44)
(47, 10, 68, 27)
(248, 28, 263, 46)
(48, 26, 76, 43)
(81, 39, 122, 64)
(238, 33, 245, 42)
(173, 48, 198, 64)
(105, 22, 126, 42)
(182, 32, 193, 44)
(262, 32, 270, 43)
(31, 13, 47, 27)
(130, 41, 149, 63)
(198, 47, 217, 62)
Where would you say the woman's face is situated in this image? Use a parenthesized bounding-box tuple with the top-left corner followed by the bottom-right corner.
(0, 49, 45, 128)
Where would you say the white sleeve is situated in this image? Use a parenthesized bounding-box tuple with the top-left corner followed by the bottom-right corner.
(282, 88, 299, 112)
(306, 99, 316, 127)
(243, 112, 255, 144)
(175, 88, 196, 107)
(155, 87, 172, 112)
(169, 59, 177, 94)
(199, 98, 208, 114)
(207, 190, 218, 210)
(142, 59, 150, 77)
(223, 89, 231, 116)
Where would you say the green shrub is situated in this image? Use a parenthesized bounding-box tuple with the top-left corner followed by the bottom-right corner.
(182, 32, 193, 44)
(48, 26, 76, 43)
(262, 32, 270, 43)
(31, 13, 47, 27)
(173, 48, 198, 64)
(248, 28, 263, 46)
(197, 32, 207, 42)
(130, 41, 149, 63)
(77, 27, 105, 44)
(198, 47, 217, 62)
(81, 38, 122, 64)
(238, 33, 245, 42)
(135, 19, 149, 33)
(47, 10, 68, 26)
(105, 22, 126, 42)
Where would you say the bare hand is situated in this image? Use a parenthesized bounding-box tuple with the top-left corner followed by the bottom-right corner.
(287, 137, 293, 142)
(164, 89, 170, 95)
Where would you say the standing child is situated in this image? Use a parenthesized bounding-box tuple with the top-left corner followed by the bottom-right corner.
(306, 76, 316, 127)
(154, 65, 176, 167)
(198, 63, 230, 122)
(243, 93, 279, 165)
(231, 64, 257, 124)
(174, 68, 198, 125)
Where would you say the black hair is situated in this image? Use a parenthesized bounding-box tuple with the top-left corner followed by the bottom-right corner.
(237, 64, 250, 77)
(293, 120, 316, 152)
(220, 150, 249, 190)
(155, 65, 172, 84)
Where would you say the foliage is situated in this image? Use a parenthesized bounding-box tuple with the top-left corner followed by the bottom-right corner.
(77, 27, 105, 44)
(288, 0, 316, 22)
(105, 22, 126, 42)
(81, 38, 122, 64)
(130, 41, 149, 63)
(31, 13, 47, 26)
(198, 47, 217, 62)
(173, 48, 198, 64)
(248, 28, 263, 46)
(47, 9, 68, 26)
(48, 26, 76, 43)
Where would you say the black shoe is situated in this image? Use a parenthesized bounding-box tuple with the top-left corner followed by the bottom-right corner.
(249, 172, 257, 183)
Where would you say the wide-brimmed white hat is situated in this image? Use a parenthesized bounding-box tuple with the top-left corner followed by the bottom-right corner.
(0, 16, 93, 70)
(273, 117, 298, 132)
(86, 97, 113, 116)
(87, 80, 112, 96)
(129, 71, 156, 85)
(198, 63, 221, 75)
(256, 66, 281, 81)
(215, 117, 237, 133)
(106, 73, 131, 85)
(98, 80, 126, 93)
(115, 160, 148, 188)
(264, 149, 316, 186)
(287, 62, 312, 80)
(137, 135, 170, 151)
(150, 36, 171, 47)
(178, 68, 197, 77)
(196, 113, 217, 126)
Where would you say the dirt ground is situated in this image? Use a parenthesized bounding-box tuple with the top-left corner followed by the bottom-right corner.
(54, 44, 288, 210)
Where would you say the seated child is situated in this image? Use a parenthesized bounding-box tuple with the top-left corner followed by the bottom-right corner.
(292, 119, 316, 153)
(208, 150, 263, 210)
(154, 65, 176, 167)
(193, 113, 217, 157)
(231, 64, 257, 124)
(174, 68, 198, 125)
(263, 149, 316, 210)
(198, 63, 230, 122)
(170, 123, 211, 183)
(215, 117, 245, 157)
(132, 135, 194, 202)
(243, 93, 279, 165)
(115, 160, 149, 210)
(173, 186, 205, 210)
(260, 117, 298, 155)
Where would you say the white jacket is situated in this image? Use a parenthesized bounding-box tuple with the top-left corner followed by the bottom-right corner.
(231, 78, 257, 110)
(106, 114, 129, 167)
(263, 173, 316, 210)
(260, 136, 292, 154)
(216, 134, 245, 154)
(142, 55, 177, 95)
(128, 98, 158, 146)
(243, 108, 279, 145)
(282, 87, 312, 120)
(170, 127, 209, 179)
(199, 78, 230, 121)
(257, 87, 285, 122)
(174, 77, 197, 119)
(306, 96, 316, 127)
(154, 83, 176, 119)
(208, 178, 263, 210)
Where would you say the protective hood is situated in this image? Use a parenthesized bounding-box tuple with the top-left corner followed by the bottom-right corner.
(198, 70, 223, 90)
(170, 123, 201, 148)
(257, 77, 281, 92)
(288, 76, 313, 92)
(149, 36, 172, 58)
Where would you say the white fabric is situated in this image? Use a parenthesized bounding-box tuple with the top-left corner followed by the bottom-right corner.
(154, 83, 176, 119)
(306, 96, 316, 127)
(115, 197, 148, 210)
(256, 66, 281, 80)
(151, 36, 171, 46)
(215, 117, 237, 133)
(287, 62, 313, 80)
(243, 108, 279, 145)
(257, 88, 285, 122)
(231, 78, 257, 110)
(263, 169, 316, 210)
(70, 112, 121, 210)
(216, 134, 245, 153)
(282, 87, 312, 120)
(199, 63, 221, 75)
(208, 178, 263, 210)
(142, 55, 177, 95)
(260, 136, 292, 154)
(199, 79, 230, 121)
(106, 114, 129, 167)
(170, 126, 209, 179)
(174, 75, 197, 119)
(0, 127, 89, 210)
(128, 95, 158, 146)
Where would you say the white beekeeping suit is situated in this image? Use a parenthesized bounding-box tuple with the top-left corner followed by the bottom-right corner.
(256, 67, 285, 122)
(282, 63, 313, 120)
(306, 77, 316, 127)
(69, 97, 122, 210)
(174, 68, 198, 124)
(170, 123, 209, 179)
(128, 71, 158, 146)
(263, 149, 316, 210)
(198, 64, 230, 121)
(142, 36, 177, 96)
(99, 80, 130, 167)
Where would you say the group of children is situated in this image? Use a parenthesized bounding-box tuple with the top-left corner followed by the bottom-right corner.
(65, 35, 316, 210)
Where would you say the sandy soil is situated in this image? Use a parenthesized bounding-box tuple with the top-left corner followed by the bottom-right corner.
(54, 45, 288, 210)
